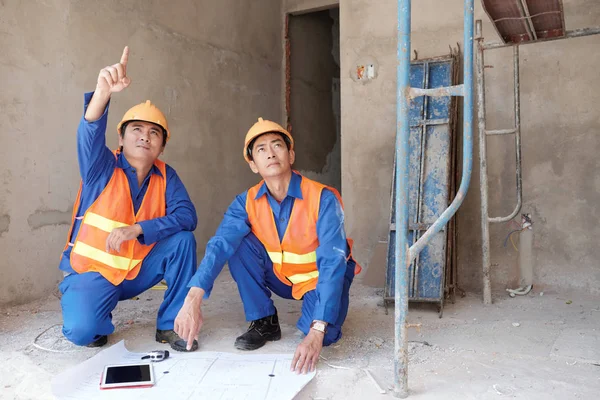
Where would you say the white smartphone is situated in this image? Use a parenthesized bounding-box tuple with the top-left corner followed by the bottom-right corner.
(99, 362, 155, 390)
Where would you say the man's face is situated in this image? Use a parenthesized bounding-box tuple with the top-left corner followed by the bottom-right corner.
(248, 133, 295, 178)
(120, 121, 165, 164)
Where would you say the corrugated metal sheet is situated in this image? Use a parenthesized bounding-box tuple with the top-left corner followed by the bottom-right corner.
(481, 0, 565, 44)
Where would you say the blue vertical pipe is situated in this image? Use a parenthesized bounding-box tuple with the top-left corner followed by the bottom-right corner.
(394, 0, 411, 397)
(394, 0, 475, 397)
(462, 0, 474, 205)
(407, 0, 474, 264)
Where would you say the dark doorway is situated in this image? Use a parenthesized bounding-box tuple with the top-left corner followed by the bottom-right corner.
(287, 7, 341, 191)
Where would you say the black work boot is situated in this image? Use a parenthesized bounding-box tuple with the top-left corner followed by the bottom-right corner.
(156, 329, 198, 352)
(234, 312, 281, 350)
(86, 335, 108, 348)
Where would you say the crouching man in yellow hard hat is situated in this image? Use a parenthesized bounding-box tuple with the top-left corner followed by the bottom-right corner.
(174, 118, 361, 372)
(58, 47, 199, 352)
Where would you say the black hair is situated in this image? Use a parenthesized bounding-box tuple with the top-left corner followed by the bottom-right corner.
(119, 120, 168, 152)
(246, 131, 291, 161)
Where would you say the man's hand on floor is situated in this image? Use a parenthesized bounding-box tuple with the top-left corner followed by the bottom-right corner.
(174, 287, 205, 351)
(291, 329, 324, 374)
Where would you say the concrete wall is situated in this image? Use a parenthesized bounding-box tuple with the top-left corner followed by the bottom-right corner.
(285, 0, 339, 15)
(289, 9, 341, 190)
(0, 0, 282, 306)
(341, 0, 600, 295)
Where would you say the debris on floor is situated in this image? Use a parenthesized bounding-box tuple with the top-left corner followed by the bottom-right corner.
(1, 272, 599, 399)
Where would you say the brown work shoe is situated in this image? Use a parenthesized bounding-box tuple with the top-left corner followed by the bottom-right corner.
(155, 329, 198, 352)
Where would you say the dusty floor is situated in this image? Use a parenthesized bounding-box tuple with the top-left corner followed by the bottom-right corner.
(1, 269, 599, 400)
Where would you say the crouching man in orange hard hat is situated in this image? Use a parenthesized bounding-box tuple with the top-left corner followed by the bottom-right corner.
(174, 118, 361, 373)
(58, 47, 199, 352)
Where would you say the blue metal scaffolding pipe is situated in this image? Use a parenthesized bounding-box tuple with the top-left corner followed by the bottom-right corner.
(394, 0, 474, 397)
(408, 0, 474, 264)
(394, 0, 411, 397)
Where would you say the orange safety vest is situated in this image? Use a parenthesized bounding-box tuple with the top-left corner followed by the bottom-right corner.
(63, 154, 167, 286)
(246, 174, 361, 300)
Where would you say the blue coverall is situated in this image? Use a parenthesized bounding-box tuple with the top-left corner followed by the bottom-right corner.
(188, 172, 356, 345)
(58, 92, 198, 346)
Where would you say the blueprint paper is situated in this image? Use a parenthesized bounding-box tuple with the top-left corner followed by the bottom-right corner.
(51, 340, 316, 400)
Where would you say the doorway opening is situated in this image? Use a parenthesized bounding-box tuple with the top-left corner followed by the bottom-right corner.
(286, 7, 341, 191)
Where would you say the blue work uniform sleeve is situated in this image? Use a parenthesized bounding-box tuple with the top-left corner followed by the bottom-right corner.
(187, 193, 251, 297)
(313, 189, 348, 324)
(137, 166, 198, 245)
(77, 92, 117, 185)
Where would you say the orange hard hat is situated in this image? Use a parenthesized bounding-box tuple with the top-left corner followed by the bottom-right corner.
(243, 117, 294, 162)
(117, 100, 171, 143)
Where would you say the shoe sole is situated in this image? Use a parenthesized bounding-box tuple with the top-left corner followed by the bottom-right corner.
(234, 330, 282, 351)
(86, 336, 108, 348)
(155, 334, 198, 352)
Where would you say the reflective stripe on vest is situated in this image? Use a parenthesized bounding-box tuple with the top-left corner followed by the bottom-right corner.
(246, 174, 326, 299)
(64, 153, 167, 286)
(83, 212, 129, 233)
(287, 270, 319, 284)
(72, 241, 142, 271)
(267, 251, 317, 265)
(246, 173, 361, 300)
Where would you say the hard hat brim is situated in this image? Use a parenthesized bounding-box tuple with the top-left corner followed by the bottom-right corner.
(117, 119, 171, 143)
(244, 130, 294, 162)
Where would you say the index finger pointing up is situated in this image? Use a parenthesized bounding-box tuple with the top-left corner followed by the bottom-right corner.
(120, 46, 129, 67)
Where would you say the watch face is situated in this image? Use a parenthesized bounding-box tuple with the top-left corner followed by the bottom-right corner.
(311, 321, 326, 332)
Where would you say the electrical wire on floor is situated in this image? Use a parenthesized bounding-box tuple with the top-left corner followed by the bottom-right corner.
(31, 324, 84, 353)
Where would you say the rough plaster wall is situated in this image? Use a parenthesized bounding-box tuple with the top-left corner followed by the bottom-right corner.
(341, 0, 600, 295)
(0, 0, 282, 306)
(285, 0, 339, 15)
(289, 9, 340, 190)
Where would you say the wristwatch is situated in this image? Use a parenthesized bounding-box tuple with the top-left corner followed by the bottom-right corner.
(310, 320, 328, 334)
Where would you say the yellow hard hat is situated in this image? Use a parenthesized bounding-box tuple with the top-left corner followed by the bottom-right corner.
(117, 100, 171, 143)
(243, 117, 294, 162)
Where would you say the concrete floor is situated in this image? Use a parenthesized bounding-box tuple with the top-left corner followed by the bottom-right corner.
(1, 270, 599, 399)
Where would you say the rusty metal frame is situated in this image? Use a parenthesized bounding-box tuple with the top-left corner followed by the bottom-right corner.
(445, 48, 462, 306)
(481, 0, 566, 44)
(484, 26, 600, 50)
(476, 20, 600, 305)
(516, 0, 536, 41)
(383, 52, 460, 315)
(476, 21, 522, 305)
